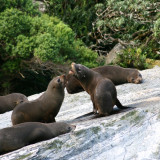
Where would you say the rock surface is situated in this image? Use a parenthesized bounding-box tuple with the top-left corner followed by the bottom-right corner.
(105, 43, 125, 64)
(0, 66, 160, 160)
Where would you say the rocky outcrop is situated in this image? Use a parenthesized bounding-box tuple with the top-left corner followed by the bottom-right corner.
(105, 43, 125, 65)
(0, 66, 160, 160)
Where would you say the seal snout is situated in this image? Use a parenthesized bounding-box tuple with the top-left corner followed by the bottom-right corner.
(60, 74, 66, 87)
(60, 74, 66, 81)
(69, 62, 76, 75)
(135, 77, 143, 84)
(134, 74, 143, 84)
(71, 62, 75, 67)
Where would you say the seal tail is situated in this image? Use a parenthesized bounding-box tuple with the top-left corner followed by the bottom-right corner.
(116, 98, 130, 109)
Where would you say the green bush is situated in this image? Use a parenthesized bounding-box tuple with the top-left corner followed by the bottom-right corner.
(45, 0, 103, 44)
(90, 0, 159, 57)
(0, 8, 98, 70)
(45, 0, 159, 63)
(118, 47, 148, 69)
(0, 6, 100, 95)
(61, 40, 100, 68)
(0, 0, 40, 16)
(31, 15, 75, 63)
(154, 18, 160, 38)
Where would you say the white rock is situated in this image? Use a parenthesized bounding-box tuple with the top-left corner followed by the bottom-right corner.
(0, 66, 160, 160)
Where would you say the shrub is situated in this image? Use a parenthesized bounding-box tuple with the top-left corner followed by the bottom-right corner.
(118, 47, 148, 69)
(0, 0, 40, 16)
(0, 7, 100, 95)
(89, 0, 159, 57)
(154, 18, 160, 38)
(44, 0, 103, 44)
(63, 40, 100, 68)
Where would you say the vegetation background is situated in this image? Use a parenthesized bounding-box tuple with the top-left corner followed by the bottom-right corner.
(0, 0, 159, 96)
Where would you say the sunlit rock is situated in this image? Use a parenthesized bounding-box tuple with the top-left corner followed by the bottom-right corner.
(0, 66, 160, 160)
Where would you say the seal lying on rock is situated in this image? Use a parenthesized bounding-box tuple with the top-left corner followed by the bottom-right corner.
(69, 63, 128, 117)
(66, 65, 142, 94)
(11, 75, 66, 125)
(0, 122, 75, 155)
(0, 93, 28, 114)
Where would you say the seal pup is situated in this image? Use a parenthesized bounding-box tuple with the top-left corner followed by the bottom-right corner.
(66, 65, 142, 94)
(0, 93, 28, 114)
(11, 75, 66, 125)
(69, 63, 128, 117)
(0, 122, 75, 155)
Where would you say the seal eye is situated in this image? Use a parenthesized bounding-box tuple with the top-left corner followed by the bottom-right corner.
(139, 74, 142, 77)
(68, 126, 71, 131)
(78, 67, 81, 72)
(57, 78, 61, 83)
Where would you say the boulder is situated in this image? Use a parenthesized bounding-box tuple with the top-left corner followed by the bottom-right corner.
(0, 66, 160, 160)
(105, 43, 125, 65)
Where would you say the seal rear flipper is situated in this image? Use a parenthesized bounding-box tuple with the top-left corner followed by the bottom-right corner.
(111, 107, 134, 115)
(116, 98, 130, 109)
(89, 107, 135, 120)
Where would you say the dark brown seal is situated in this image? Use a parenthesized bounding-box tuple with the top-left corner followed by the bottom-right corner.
(69, 63, 128, 117)
(66, 65, 142, 94)
(0, 122, 75, 155)
(0, 93, 28, 114)
(11, 75, 66, 125)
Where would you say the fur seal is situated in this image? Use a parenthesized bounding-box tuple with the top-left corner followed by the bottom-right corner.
(0, 93, 28, 114)
(11, 75, 66, 125)
(69, 63, 128, 117)
(0, 122, 75, 155)
(66, 65, 142, 94)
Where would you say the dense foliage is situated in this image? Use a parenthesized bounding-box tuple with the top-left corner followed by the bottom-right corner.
(45, 0, 160, 69)
(45, 0, 103, 44)
(90, 0, 160, 57)
(118, 48, 148, 70)
(0, 0, 40, 15)
(0, 0, 99, 95)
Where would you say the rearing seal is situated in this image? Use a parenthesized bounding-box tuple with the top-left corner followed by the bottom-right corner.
(69, 63, 128, 117)
(11, 75, 66, 125)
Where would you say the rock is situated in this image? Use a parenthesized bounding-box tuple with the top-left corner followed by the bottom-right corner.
(33, 0, 46, 12)
(105, 43, 125, 65)
(0, 66, 160, 160)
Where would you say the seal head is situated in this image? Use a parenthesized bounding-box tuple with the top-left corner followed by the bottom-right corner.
(127, 71, 142, 84)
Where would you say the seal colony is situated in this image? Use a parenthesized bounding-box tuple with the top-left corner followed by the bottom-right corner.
(0, 93, 28, 114)
(11, 75, 66, 125)
(0, 122, 75, 155)
(69, 63, 128, 117)
(0, 63, 143, 155)
(66, 65, 142, 94)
